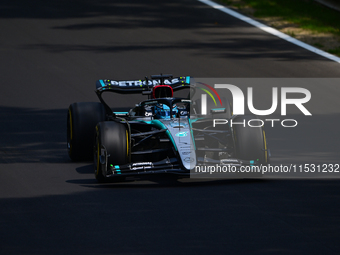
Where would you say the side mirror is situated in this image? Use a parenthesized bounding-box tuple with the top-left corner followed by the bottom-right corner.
(211, 108, 226, 114)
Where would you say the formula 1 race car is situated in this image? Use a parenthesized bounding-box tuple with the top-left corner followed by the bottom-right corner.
(67, 74, 269, 182)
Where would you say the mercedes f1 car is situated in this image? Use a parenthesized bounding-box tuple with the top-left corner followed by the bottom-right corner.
(67, 74, 269, 182)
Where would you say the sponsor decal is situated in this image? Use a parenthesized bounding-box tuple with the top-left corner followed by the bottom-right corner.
(130, 162, 153, 171)
(144, 101, 158, 105)
(220, 159, 240, 164)
(132, 162, 153, 166)
(184, 157, 194, 163)
(104, 78, 184, 87)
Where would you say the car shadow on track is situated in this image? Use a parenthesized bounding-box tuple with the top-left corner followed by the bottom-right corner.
(68, 163, 267, 188)
(0, 106, 68, 164)
(0, 106, 133, 164)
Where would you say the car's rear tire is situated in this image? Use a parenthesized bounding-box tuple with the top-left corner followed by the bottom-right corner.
(67, 102, 106, 161)
(94, 121, 130, 183)
(233, 115, 268, 164)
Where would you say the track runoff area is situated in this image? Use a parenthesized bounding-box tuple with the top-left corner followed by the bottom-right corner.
(198, 0, 340, 64)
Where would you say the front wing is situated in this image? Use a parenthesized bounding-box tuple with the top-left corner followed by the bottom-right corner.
(102, 157, 262, 178)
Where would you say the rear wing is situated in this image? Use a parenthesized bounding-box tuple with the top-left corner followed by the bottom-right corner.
(95, 75, 191, 93)
(95, 74, 192, 117)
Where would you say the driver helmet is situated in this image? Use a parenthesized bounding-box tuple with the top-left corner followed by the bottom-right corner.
(154, 103, 178, 119)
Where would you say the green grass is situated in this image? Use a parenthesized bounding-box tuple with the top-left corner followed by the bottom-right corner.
(220, 0, 340, 35)
(218, 0, 340, 55)
(285, 30, 296, 38)
(328, 47, 340, 55)
(313, 42, 324, 48)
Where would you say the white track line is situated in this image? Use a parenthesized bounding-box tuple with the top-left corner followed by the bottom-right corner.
(198, 0, 340, 63)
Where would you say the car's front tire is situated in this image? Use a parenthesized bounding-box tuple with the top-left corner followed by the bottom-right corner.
(94, 121, 130, 183)
(232, 115, 268, 177)
(233, 115, 268, 163)
(67, 102, 106, 161)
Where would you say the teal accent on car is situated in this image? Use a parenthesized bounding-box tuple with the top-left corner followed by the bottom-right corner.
(175, 131, 188, 137)
(151, 119, 166, 129)
(114, 165, 121, 174)
(100, 80, 105, 87)
(114, 112, 129, 115)
(250, 160, 254, 167)
(188, 118, 197, 150)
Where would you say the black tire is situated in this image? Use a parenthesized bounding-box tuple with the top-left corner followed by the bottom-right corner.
(94, 121, 130, 183)
(233, 115, 268, 164)
(191, 97, 232, 160)
(194, 96, 232, 119)
(67, 102, 106, 161)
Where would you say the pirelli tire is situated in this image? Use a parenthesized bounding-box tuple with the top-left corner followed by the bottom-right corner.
(94, 121, 130, 183)
(232, 115, 269, 177)
(67, 102, 106, 161)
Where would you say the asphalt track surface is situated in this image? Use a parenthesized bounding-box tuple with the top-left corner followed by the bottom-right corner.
(1, 0, 340, 254)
